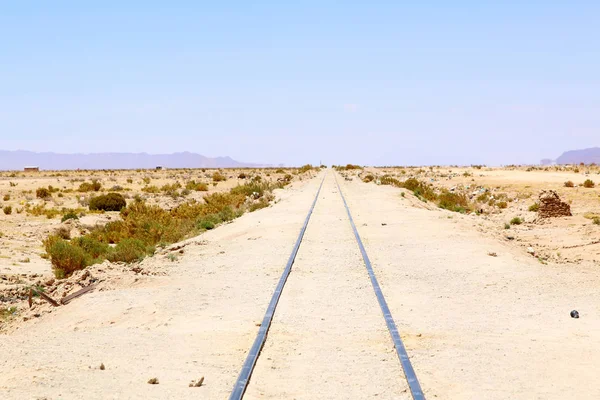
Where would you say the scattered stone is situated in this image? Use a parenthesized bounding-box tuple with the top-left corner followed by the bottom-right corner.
(505, 235, 515, 241)
(538, 190, 572, 218)
(487, 252, 497, 257)
(527, 247, 535, 255)
(100, 363, 105, 370)
(381, 223, 387, 226)
(571, 310, 580, 319)
(148, 378, 159, 384)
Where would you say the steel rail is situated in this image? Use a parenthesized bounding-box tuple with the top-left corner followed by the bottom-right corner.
(334, 173, 426, 400)
(229, 173, 326, 400)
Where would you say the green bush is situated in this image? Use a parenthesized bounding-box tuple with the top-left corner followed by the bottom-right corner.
(583, 179, 595, 188)
(528, 203, 540, 212)
(497, 201, 508, 209)
(71, 236, 110, 259)
(61, 210, 79, 222)
(362, 174, 375, 183)
(593, 217, 600, 225)
(44, 236, 90, 278)
(89, 193, 127, 212)
(3, 206, 11, 215)
(198, 217, 217, 230)
(510, 217, 523, 225)
(107, 238, 153, 263)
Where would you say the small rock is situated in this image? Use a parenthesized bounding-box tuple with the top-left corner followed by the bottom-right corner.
(570, 310, 580, 319)
(189, 376, 204, 387)
(527, 247, 535, 255)
(487, 252, 497, 257)
(148, 378, 159, 385)
(100, 363, 105, 370)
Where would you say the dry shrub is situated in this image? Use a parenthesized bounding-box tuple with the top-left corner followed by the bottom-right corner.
(78, 180, 102, 192)
(438, 192, 470, 213)
(299, 164, 314, 173)
(362, 174, 375, 183)
(212, 171, 226, 182)
(186, 180, 208, 191)
(107, 239, 153, 263)
(36, 187, 51, 199)
(55, 226, 71, 240)
(43, 180, 282, 273)
(564, 181, 575, 188)
(583, 179, 595, 188)
(89, 193, 127, 211)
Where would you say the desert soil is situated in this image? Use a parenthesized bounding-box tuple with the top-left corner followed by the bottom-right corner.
(1, 169, 599, 399)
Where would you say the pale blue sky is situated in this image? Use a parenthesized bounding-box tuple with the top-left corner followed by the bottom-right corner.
(1, 2, 599, 166)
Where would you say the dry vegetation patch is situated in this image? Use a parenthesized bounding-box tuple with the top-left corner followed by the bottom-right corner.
(356, 164, 600, 265)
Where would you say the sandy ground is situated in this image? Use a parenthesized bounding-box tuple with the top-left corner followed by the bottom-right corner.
(1, 168, 599, 399)
(339, 175, 600, 399)
(0, 174, 323, 399)
(360, 166, 600, 265)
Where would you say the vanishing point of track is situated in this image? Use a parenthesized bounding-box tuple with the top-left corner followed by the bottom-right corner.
(229, 170, 425, 400)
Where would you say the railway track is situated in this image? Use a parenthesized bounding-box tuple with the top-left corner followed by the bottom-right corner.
(230, 170, 424, 399)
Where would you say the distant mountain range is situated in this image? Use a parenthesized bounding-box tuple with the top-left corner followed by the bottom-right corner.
(542, 147, 600, 165)
(0, 150, 264, 171)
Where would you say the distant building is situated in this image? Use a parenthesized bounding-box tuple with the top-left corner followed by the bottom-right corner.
(24, 166, 39, 172)
(156, 166, 164, 170)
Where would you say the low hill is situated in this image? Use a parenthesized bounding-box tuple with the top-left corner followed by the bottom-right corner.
(0, 150, 262, 171)
(554, 148, 600, 165)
